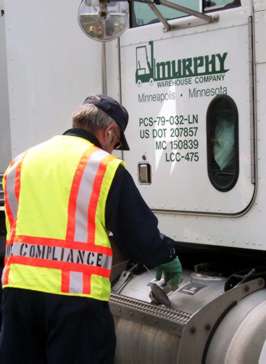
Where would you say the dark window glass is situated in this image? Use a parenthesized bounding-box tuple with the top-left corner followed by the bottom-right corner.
(207, 95, 239, 192)
(130, 0, 200, 28)
(204, 0, 241, 12)
(130, 0, 241, 28)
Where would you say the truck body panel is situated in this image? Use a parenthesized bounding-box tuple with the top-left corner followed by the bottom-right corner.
(0, 0, 11, 171)
(1, 1, 266, 363)
(2, 0, 103, 161)
(104, 1, 266, 252)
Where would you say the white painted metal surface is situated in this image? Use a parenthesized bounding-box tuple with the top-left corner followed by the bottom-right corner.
(120, 11, 254, 214)
(2, 3, 266, 363)
(0, 0, 11, 171)
(2, 0, 266, 252)
(259, 340, 266, 364)
(107, 1, 266, 251)
(3, 0, 102, 158)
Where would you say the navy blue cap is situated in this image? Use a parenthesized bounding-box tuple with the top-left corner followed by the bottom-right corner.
(83, 95, 129, 150)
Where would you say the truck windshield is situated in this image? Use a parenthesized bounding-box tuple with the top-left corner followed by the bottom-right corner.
(130, 0, 240, 27)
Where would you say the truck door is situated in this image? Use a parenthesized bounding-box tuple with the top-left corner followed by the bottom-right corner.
(120, 0, 255, 215)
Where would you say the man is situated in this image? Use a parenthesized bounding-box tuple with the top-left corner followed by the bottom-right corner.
(0, 95, 182, 364)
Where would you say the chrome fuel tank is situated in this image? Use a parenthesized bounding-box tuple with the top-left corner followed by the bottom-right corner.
(110, 271, 266, 364)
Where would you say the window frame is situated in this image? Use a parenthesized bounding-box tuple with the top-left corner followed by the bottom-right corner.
(206, 94, 239, 193)
(129, 0, 241, 28)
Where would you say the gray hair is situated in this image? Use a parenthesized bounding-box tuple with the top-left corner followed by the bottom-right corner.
(72, 104, 115, 133)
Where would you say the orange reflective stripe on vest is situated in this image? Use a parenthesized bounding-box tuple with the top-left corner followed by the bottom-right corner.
(62, 147, 114, 294)
(6, 237, 112, 294)
(66, 148, 113, 243)
(4, 154, 24, 229)
(2, 137, 122, 299)
(2, 154, 24, 286)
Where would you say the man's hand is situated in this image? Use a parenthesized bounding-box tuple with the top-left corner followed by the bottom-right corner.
(155, 257, 182, 290)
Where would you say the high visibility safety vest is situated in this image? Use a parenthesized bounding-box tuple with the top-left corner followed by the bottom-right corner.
(2, 135, 123, 301)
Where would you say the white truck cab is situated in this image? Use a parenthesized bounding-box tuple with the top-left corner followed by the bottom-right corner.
(1, 1, 266, 362)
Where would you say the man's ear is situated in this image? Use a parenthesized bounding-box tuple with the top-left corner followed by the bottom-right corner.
(105, 128, 112, 143)
(105, 124, 116, 143)
(94, 127, 108, 149)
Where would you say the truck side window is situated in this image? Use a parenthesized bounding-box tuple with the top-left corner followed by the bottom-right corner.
(130, 0, 241, 28)
(207, 95, 239, 192)
(204, 0, 241, 11)
(130, 0, 200, 27)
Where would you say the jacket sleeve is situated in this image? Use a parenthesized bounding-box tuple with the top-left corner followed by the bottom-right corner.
(105, 165, 176, 268)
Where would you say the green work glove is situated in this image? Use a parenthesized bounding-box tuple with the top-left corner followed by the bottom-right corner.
(155, 257, 182, 290)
